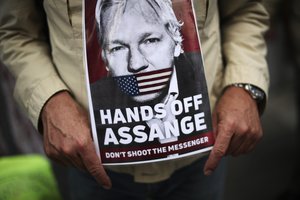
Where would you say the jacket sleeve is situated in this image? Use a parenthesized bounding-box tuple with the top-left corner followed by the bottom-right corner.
(219, 0, 270, 96)
(0, 0, 69, 129)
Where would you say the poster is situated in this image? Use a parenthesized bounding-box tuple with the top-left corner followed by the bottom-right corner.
(83, 0, 214, 165)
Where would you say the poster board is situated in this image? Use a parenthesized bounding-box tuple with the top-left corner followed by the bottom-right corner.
(83, 0, 214, 165)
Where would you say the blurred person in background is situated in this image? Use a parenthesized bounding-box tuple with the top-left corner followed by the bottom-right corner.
(0, 62, 63, 200)
(0, 62, 43, 155)
(279, 0, 300, 199)
(264, 0, 300, 199)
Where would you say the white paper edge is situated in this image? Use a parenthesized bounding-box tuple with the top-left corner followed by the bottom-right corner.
(82, 1, 102, 160)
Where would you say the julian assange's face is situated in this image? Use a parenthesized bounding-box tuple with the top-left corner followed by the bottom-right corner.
(101, 2, 178, 102)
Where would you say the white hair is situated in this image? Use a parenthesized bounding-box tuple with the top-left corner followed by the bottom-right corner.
(95, 0, 183, 49)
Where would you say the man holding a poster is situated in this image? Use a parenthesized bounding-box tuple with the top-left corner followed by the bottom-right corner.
(0, 0, 269, 199)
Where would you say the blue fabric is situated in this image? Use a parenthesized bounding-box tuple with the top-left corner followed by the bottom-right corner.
(68, 157, 227, 200)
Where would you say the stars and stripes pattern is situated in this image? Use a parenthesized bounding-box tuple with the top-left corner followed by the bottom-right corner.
(114, 68, 173, 96)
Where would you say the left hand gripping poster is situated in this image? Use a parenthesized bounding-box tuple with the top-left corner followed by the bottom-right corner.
(83, 0, 214, 165)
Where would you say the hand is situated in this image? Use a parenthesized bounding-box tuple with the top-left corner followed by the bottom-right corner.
(41, 91, 112, 189)
(204, 86, 263, 175)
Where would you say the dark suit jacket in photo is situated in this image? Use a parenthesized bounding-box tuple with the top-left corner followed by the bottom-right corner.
(90, 53, 212, 149)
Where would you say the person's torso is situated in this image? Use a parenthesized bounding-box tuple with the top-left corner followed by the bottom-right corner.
(43, 0, 223, 183)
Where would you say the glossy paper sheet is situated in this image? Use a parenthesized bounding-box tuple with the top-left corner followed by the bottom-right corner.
(83, 0, 214, 165)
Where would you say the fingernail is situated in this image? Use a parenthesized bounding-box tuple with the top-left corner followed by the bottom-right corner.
(204, 170, 212, 176)
(102, 184, 111, 190)
(103, 180, 112, 190)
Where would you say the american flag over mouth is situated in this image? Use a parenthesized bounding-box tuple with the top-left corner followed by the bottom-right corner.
(113, 67, 173, 96)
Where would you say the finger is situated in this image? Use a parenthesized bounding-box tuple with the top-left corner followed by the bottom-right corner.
(245, 139, 261, 154)
(44, 135, 88, 171)
(80, 142, 112, 189)
(226, 133, 245, 156)
(61, 141, 88, 170)
(204, 129, 232, 176)
(44, 145, 70, 167)
(50, 156, 69, 167)
(233, 132, 262, 156)
(64, 152, 87, 171)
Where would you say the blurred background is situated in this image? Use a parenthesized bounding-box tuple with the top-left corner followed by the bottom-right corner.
(0, 0, 299, 199)
(225, 0, 300, 199)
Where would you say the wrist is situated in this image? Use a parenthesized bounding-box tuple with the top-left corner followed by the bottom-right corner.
(231, 83, 266, 115)
(39, 90, 70, 133)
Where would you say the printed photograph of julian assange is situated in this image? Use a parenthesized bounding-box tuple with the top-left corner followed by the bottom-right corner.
(85, 0, 213, 151)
